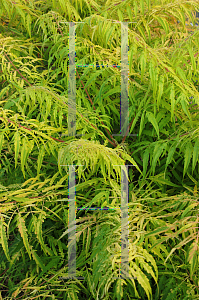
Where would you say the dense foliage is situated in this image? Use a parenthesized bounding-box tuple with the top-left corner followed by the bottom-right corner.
(1, 0, 199, 299)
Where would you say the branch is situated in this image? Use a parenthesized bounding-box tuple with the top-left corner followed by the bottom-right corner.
(3, 52, 32, 87)
(0, 117, 65, 143)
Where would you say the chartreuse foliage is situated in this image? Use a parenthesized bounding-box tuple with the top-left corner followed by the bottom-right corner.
(1, 0, 199, 299)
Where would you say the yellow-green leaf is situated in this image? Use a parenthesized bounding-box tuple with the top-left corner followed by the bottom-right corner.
(0, 132, 4, 156)
(117, 9, 123, 22)
(37, 145, 45, 176)
(126, 5, 133, 22)
(26, 14, 31, 38)
(140, 52, 146, 82)
(170, 84, 175, 122)
(180, 96, 191, 120)
(176, 66, 187, 83)
(0, 215, 10, 261)
(17, 214, 32, 260)
(157, 75, 164, 110)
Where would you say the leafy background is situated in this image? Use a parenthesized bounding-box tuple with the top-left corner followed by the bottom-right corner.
(1, 0, 199, 299)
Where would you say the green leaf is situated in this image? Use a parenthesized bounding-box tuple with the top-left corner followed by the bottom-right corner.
(145, 226, 169, 238)
(26, 14, 31, 38)
(129, 47, 134, 71)
(15, 5, 26, 26)
(183, 142, 192, 177)
(14, 131, 21, 168)
(176, 67, 187, 83)
(180, 96, 191, 120)
(86, 227, 91, 256)
(20, 138, 27, 178)
(172, 169, 183, 184)
(180, 203, 197, 219)
(152, 143, 165, 175)
(192, 138, 199, 173)
(133, 263, 152, 300)
(0, 132, 4, 156)
(188, 45, 196, 74)
(103, 86, 121, 99)
(134, 1, 138, 19)
(143, 20, 151, 42)
(146, 112, 159, 138)
(105, 25, 115, 48)
(157, 75, 164, 110)
(170, 84, 175, 122)
(31, 248, 45, 271)
(20, 138, 34, 178)
(149, 60, 158, 100)
(37, 145, 45, 176)
(140, 52, 146, 82)
(189, 250, 198, 279)
(140, 0, 144, 15)
(137, 24, 146, 41)
(83, 69, 103, 91)
(142, 148, 150, 178)
(117, 8, 123, 22)
(37, 257, 60, 280)
(126, 5, 133, 22)
(121, 152, 142, 174)
(0, 86, 10, 101)
(149, 176, 180, 187)
(83, 191, 108, 210)
(155, 16, 169, 34)
(139, 111, 146, 138)
(115, 279, 124, 300)
(165, 140, 179, 170)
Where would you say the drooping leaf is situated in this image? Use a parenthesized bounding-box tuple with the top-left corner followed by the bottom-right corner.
(0, 215, 10, 261)
(146, 111, 159, 138)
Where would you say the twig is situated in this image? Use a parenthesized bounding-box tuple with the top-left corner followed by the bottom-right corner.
(53, 15, 118, 147)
